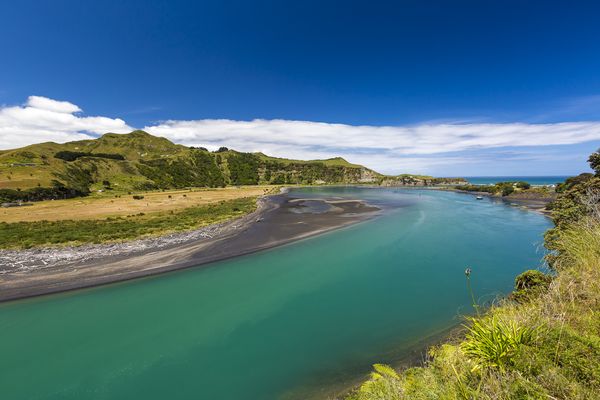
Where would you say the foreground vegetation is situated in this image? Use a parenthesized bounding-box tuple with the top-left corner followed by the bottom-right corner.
(0, 196, 257, 249)
(347, 151, 600, 399)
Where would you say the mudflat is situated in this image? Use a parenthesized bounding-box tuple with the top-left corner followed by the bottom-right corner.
(0, 193, 380, 302)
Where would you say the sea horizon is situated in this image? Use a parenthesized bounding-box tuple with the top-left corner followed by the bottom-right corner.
(464, 175, 570, 185)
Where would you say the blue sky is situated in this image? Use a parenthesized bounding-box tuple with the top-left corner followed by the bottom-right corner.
(1, 0, 600, 175)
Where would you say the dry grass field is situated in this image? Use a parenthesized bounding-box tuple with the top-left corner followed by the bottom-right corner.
(1, 186, 276, 222)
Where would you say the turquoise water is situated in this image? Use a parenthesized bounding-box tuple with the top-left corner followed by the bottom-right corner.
(0, 188, 551, 400)
(465, 176, 568, 186)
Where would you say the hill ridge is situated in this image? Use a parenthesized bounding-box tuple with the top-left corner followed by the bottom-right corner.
(0, 131, 384, 201)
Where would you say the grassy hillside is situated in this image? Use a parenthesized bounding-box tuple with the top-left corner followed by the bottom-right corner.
(379, 174, 467, 186)
(346, 151, 600, 399)
(0, 130, 381, 202)
(256, 153, 363, 168)
(0, 131, 185, 193)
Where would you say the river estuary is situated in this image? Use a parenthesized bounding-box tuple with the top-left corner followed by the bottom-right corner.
(0, 187, 551, 399)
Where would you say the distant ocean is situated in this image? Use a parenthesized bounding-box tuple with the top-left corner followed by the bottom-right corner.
(465, 176, 569, 186)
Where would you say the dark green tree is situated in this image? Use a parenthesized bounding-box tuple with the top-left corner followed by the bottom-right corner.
(588, 148, 600, 175)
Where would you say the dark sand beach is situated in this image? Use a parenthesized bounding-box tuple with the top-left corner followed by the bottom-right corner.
(0, 192, 380, 302)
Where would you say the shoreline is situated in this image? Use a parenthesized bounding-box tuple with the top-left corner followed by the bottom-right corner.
(284, 322, 466, 400)
(0, 185, 556, 398)
(0, 185, 554, 303)
(0, 192, 381, 302)
(437, 187, 554, 215)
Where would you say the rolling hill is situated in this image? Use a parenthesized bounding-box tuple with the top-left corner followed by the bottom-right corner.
(0, 130, 466, 203)
(0, 130, 383, 201)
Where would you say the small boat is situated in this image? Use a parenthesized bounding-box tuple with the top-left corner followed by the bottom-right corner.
(476, 196, 483, 200)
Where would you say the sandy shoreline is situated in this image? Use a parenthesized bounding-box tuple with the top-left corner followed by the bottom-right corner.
(0, 192, 381, 302)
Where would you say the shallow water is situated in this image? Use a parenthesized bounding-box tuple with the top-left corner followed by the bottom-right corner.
(0, 187, 551, 400)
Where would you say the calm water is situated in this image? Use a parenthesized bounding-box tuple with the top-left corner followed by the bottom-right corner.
(465, 176, 568, 186)
(0, 188, 551, 400)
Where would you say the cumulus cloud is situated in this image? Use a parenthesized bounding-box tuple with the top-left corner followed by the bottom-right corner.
(143, 119, 600, 173)
(0, 96, 132, 149)
(143, 119, 600, 155)
(1, 96, 599, 174)
(26, 96, 82, 114)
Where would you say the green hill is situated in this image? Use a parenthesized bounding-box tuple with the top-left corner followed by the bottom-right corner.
(256, 153, 363, 168)
(0, 130, 382, 201)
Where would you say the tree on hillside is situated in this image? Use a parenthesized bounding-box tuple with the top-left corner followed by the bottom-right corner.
(516, 181, 531, 189)
(588, 148, 600, 175)
(496, 182, 515, 196)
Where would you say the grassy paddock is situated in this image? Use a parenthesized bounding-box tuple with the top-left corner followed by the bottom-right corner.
(0, 196, 258, 249)
(348, 219, 600, 400)
(0, 186, 273, 222)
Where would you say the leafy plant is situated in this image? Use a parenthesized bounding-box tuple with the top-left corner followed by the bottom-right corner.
(461, 315, 539, 372)
(350, 364, 403, 400)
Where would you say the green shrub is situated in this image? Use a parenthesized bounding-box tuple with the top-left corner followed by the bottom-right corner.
(0, 183, 86, 203)
(349, 364, 403, 400)
(137, 150, 225, 188)
(461, 315, 539, 372)
(455, 184, 497, 193)
(511, 270, 553, 302)
(496, 182, 515, 196)
(227, 152, 260, 185)
(52, 164, 95, 194)
(55, 150, 125, 161)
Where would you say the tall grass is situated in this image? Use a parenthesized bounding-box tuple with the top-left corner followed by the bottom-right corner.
(348, 364, 403, 400)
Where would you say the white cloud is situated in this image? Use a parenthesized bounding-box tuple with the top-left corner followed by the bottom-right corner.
(0, 96, 132, 149)
(26, 95, 82, 114)
(143, 119, 600, 155)
(143, 119, 600, 173)
(0, 96, 599, 174)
